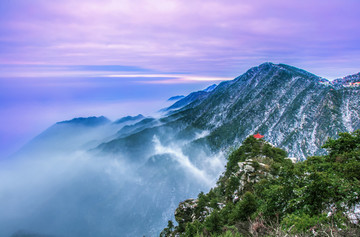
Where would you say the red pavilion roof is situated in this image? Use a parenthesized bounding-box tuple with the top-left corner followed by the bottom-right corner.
(253, 133, 264, 139)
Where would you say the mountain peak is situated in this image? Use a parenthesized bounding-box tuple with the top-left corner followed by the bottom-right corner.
(235, 62, 320, 86)
(258, 61, 276, 68)
(247, 62, 276, 73)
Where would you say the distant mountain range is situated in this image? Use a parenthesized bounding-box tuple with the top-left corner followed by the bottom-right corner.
(6, 63, 360, 237)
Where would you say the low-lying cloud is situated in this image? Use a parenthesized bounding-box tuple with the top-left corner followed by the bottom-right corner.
(0, 118, 226, 236)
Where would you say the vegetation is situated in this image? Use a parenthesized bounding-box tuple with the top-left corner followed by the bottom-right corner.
(160, 130, 360, 236)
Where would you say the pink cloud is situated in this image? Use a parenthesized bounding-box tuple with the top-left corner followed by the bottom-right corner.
(0, 0, 359, 78)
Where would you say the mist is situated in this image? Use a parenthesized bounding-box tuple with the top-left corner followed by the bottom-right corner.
(0, 74, 214, 159)
(0, 116, 226, 236)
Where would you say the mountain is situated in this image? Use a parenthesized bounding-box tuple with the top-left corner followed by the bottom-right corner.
(162, 63, 360, 159)
(101, 63, 360, 160)
(115, 117, 158, 138)
(202, 84, 217, 92)
(113, 114, 144, 124)
(332, 72, 360, 87)
(92, 62, 360, 234)
(12, 116, 111, 157)
(57, 116, 110, 126)
(12, 115, 146, 158)
(3, 62, 360, 237)
(11, 230, 55, 237)
(162, 84, 217, 113)
(167, 95, 185, 101)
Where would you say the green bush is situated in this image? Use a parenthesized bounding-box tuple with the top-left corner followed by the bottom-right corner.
(204, 210, 223, 234)
(229, 192, 257, 223)
(282, 212, 328, 233)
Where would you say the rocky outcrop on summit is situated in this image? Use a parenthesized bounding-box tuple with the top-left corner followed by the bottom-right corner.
(171, 136, 290, 233)
(174, 157, 271, 226)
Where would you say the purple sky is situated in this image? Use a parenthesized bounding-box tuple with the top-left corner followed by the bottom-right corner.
(1, 0, 360, 158)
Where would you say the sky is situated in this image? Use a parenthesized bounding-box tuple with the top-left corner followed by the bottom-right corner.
(0, 0, 360, 158)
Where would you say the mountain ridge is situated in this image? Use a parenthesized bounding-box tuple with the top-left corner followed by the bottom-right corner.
(56, 116, 110, 126)
(95, 62, 360, 164)
(156, 62, 360, 159)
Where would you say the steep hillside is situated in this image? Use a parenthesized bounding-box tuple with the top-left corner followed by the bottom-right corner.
(161, 131, 360, 236)
(98, 63, 360, 161)
(158, 63, 360, 159)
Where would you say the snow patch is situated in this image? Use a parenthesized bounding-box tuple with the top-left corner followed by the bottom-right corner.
(194, 130, 210, 140)
(342, 98, 353, 131)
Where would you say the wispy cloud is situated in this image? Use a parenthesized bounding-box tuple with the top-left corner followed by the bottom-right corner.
(152, 135, 214, 186)
(107, 74, 232, 84)
(0, 0, 359, 78)
(0, 64, 233, 84)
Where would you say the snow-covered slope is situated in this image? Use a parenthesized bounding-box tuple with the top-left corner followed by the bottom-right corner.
(160, 62, 360, 159)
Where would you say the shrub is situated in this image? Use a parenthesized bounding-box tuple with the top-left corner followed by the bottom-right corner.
(282, 212, 328, 233)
